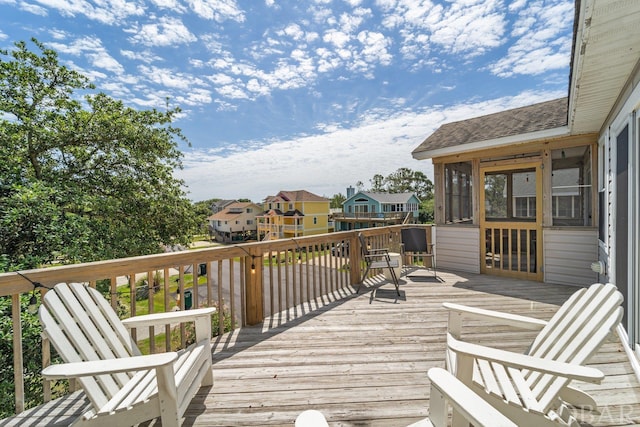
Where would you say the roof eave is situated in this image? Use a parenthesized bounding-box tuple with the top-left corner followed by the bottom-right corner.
(411, 125, 570, 161)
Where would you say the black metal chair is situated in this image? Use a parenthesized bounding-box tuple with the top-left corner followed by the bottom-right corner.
(401, 227, 437, 279)
(357, 232, 400, 295)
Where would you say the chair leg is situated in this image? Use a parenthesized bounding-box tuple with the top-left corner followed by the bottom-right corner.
(385, 260, 400, 296)
(358, 264, 372, 294)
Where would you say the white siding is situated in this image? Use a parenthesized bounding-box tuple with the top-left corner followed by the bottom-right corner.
(435, 226, 480, 273)
(543, 228, 598, 286)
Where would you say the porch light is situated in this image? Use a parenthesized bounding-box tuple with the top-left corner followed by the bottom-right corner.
(15, 271, 48, 314)
(28, 293, 38, 314)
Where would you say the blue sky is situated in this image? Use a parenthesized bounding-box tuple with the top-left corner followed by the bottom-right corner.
(0, 0, 573, 202)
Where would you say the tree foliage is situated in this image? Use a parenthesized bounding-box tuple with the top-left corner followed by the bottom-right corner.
(0, 39, 198, 271)
(360, 167, 434, 201)
(357, 167, 435, 222)
(329, 193, 346, 209)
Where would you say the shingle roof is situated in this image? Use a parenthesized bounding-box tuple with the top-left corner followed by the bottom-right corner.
(344, 191, 419, 205)
(283, 209, 305, 217)
(277, 190, 328, 202)
(207, 202, 258, 220)
(360, 192, 417, 204)
(412, 97, 568, 158)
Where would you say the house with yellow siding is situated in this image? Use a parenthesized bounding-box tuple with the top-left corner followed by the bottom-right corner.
(257, 190, 330, 240)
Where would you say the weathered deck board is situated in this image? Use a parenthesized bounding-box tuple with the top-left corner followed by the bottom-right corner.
(2, 269, 640, 426)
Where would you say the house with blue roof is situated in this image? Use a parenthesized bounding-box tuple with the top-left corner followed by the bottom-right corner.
(334, 186, 420, 231)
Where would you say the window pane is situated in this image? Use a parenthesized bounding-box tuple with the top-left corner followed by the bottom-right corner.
(552, 146, 592, 226)
(484, 173, 508, 218)
(444, 162, 473, 224)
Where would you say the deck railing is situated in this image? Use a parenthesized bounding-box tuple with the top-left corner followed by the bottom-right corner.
(0, 224, 430, 416)
(332, 212, 407, 220)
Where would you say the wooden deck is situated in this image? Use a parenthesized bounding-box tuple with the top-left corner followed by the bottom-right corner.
(4, 269, 640, 426)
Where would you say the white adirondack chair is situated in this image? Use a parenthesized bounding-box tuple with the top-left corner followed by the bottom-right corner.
(296, 368, 516, 427)
(39, 282, 216, 427)
(444, 282, 623, 427)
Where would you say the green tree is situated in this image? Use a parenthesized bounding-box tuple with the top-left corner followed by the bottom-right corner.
(0, 295, 48, 418)
(356, 167, 435, 222)
(330, 193, 346, 209)
(193, 198, 219, 236)
(369, 174, 385, 192)
(0, 39, 199, 415)
(484, 173, 507, 218)
(0, 38, 198, 271)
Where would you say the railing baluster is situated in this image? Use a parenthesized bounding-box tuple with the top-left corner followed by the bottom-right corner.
(147, 270, 155, 354)
(277, 252, 283, 314)
(42, 336, 51, 402)
(129, 274, 137, 343)
(292, 249, 297, 308)
(285, 250, 291, 314)
(229, 259, 235, 328)
(268, 251, 274, 317)
(217, 260, 224, 336)
(163, 269, 171, 352)
(12, 294, 24, 413)
(192, 263, 199, 310)
(304, 246, 310, 305)
(178, 266, 186, 348)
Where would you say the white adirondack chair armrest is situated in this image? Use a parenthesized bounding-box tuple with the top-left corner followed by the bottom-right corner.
(428, 367, 516, 427)
(42, 352, 178, 380)
(122, 307, 216, 329)
(443, 302, 548, 331)
(447, 333, 604, 383)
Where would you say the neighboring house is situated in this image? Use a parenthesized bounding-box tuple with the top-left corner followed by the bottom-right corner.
(412, 0, 640, 374)
(210, 199, 237, 214)
(257, 190, 330, 240)
(207, 202, 261, 243)
(334, 186, 420, 231)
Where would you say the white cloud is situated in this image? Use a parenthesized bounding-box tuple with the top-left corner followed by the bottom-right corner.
(91, 52, 124, 73)
(428, 0, 506, 55)
(30, 0, 144, 24)
(18, 1, 48, 15)
(489, 0, 573, 77)
(186, 0, 245, 22)
(120, 49, 160, 64)
(48, 36, 124, 73)
(323, 29, 350, 48)
(127, 16, 197, 47)
(138, 65, 207, 90)
(177, 90, 565, 202)
(176, 87, 212, 106)
(508, 0, 527, 12)
(280, 23, 305, 40)
(149, 0, 187, 12)
(356, 30, 392, 65)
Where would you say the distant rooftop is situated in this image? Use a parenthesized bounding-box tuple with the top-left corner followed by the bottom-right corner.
(353, 191, 419, 204)
(265, 190, 329, 203)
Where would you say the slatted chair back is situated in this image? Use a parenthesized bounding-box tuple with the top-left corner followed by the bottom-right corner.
(525, 282, 623, 412)
(39, 282, 141, 410)
(401, 227, 436, 277)
(401, 227, 430, 253)
(357, 232, 401, 295)
(357, 232, 371, 258)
